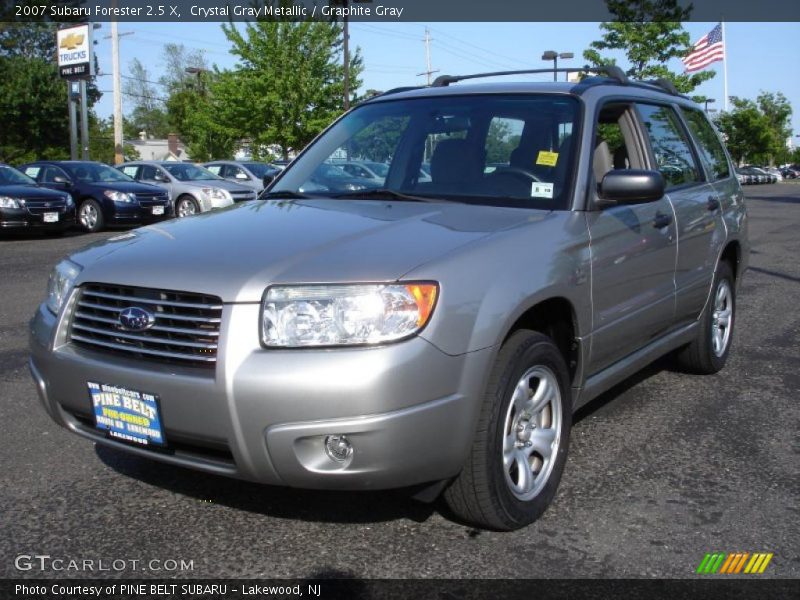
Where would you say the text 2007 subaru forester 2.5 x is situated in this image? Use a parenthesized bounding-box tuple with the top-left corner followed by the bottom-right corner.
(30, 68, 747, 530)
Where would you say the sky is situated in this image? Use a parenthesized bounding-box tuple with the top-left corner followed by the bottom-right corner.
(88, 21, 800, 142)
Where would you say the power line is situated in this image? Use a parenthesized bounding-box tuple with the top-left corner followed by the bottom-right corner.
(427, 26, 531, 68)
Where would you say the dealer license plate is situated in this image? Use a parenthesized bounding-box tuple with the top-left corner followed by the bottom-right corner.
(151, 205, 165, 215)
(43, 212, 58, 223)
(89, 382, 165, 446)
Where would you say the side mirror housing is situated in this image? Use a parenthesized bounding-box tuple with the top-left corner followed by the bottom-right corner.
(52, 175, 70, 185)
(262, 174, 275, 187)
(234, 172, 249, 181)
(597, 170, 665, 207)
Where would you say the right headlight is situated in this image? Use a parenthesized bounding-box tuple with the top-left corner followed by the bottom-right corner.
(104, 190, 134, 203)
(45, 259, 81, 315)
(202, 187, 232, 201)
(261, 283, 438, 348)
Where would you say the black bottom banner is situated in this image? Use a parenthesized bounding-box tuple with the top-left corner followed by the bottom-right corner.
(3, 579, 799, 600)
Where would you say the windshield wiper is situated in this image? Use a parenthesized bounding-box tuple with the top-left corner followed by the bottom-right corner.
(329, 188, 455, 203)
(260, 190, 312, 199)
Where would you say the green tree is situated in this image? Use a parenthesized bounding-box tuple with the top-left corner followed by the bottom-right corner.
(583, 0, 714, 94)
(714, 98, 771, 166)
(88, 116, 140, 163)
(213, 20, 363, 159)
(756, 92, 792, 166)
(0, 55, 70, 162)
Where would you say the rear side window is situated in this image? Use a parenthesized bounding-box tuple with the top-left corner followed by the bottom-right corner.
(680, 108, 730, 180)
(636, 103, 702, 189)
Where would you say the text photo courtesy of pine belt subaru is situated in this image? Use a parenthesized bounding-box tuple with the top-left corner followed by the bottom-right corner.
(0, 163, 76, 235)
(18, 161, 171, 233)
(118, 161, 257, 217)
(29, 67, 747, 531)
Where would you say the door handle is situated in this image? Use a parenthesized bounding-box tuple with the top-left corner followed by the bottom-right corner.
(707, 196, 720, 211)
(652, 212, 672, 229)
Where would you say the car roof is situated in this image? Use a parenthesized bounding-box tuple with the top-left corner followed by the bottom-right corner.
(361, 78, 697, 108)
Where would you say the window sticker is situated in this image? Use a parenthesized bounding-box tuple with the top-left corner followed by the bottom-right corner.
(531, 182, 554, 199)
(536, 151, 559, 167)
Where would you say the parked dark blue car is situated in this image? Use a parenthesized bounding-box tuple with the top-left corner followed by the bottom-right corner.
(0, 163, 76, 235)
(19, 161, 171, 232)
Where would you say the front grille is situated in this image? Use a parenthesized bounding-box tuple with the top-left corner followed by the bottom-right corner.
(230, 190, 256, 201)
(24, 198, 67, 215)
(69, 284, 223, 368)
(134, 192, 169, 208)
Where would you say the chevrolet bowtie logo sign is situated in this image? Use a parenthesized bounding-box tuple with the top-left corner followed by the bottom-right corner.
(59, 33, 85, 50)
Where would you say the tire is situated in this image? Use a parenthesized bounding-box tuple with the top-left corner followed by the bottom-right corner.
(674, 261, 735, 374)
(444, 330, 572, 531)
(77, 199, 104, 233)
(175, 195, 200, 218)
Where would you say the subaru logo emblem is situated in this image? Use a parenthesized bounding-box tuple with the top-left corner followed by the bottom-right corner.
(117, 307, 155, 332)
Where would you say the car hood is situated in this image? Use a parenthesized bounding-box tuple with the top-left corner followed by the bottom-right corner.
(0, 184, 67, 199)
(181, 179, 253, 193)
(89, 181, 166, 194)
(68, 199, 544, 302)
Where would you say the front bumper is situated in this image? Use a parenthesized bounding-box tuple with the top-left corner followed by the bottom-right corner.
(29, 300, 492, 490)
(109, 202, 172, 224)
(1, 206, 76, 230)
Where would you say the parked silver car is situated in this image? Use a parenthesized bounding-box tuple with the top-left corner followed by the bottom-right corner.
(203, 160, 281, 194)
(30, 68, 748, 530)
(119, 161, 257, 217)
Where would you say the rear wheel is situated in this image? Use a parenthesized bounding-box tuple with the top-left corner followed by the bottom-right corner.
(444, 330, 571, 530)
(175, 195, 199, 217)
(78, 199, 104, 232)
(675, 261, 736, 374)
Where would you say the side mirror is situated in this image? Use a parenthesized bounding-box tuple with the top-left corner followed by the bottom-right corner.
(262, 174, 275, 187)
(153, 173, 167, 182)
(234, 172, 249, 181)
(597, 170, 664, 207)
(52, 175, 70, 185)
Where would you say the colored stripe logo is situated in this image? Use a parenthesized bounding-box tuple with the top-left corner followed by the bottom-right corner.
(696, 552, 773, 574)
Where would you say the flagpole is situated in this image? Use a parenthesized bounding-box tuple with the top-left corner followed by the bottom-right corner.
(722, 21, 729, 111)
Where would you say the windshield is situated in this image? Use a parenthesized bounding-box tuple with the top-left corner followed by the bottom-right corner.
(163, 163, 222, 181)
(0, 165, 36, 185)
(64, 163, 134, 183)
(243, 162, 274, 178)
(271, 94, 580, 209)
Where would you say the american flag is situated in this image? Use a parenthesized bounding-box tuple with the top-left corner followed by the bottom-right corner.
(682, 23, 725, 72)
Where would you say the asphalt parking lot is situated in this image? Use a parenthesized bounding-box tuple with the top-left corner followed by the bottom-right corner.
(1, 185, 798, 580)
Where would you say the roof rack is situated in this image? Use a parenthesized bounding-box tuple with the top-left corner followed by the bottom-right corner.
(431, 66, 630, 87)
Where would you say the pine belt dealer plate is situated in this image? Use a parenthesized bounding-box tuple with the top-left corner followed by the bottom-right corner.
(89, 381, 165, 446)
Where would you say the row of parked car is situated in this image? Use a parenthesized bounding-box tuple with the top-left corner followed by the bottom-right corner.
(734, 165, 790, 185)
(0, 157, 397, 235)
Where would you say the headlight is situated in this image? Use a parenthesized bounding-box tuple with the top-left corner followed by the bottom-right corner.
(202, 187, 232, 201)
(46, 260, 81, 315)
(261, 283, 438, 347)
(0, 195, 21, 208)
(63, 193, 74, 206)
(104, 190, 134, 203)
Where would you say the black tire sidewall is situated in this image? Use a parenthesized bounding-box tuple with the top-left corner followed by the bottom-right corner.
(703, 262, 736, 371)
(487, 333, 572, 529)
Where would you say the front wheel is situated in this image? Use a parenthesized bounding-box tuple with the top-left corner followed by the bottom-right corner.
(444, 330, 572, 530)
(78, 199, 104, 232)
(675, 261, 736, 374)
(175, 196, 200, 218)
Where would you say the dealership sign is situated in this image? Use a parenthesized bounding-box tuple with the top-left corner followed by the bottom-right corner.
(56, 24, 94, 79)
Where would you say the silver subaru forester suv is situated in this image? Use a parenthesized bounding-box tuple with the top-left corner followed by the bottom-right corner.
(30, 68, 747, 530)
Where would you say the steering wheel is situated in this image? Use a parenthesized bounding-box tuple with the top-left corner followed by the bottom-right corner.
(488, 166, 542, 183)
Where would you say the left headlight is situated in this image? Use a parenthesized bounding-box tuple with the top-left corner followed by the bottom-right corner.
(261, 283, 438, 347)
(46, 260, 81, 315)
(0, 195, 21, 208)
(104, 190, 134, 203)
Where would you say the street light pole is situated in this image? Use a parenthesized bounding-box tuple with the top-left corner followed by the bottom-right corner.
(704, 98, 716, 113)
(541, 51, 574, 81)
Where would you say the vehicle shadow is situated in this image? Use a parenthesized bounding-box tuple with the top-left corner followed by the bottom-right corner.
(94, 444, 438, 526)
(0, 229, 85, 242)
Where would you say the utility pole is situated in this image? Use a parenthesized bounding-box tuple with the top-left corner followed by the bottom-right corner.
(417, 28, 439, 85)
(111, 20, 123, 164)
(107, 22, 132, 164)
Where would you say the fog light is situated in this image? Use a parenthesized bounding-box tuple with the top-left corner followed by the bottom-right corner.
(324, 435, 353, 463)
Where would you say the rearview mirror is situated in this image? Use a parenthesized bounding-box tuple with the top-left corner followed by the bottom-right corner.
(597, 170, 664, 207)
